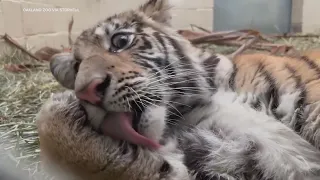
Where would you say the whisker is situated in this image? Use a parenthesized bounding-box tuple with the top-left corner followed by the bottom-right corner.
(135, 89, 192, 108)
(124, 88, 186, 121)
(145, 72, 215, 88)
(145, 77, 216, 90)
(145, 68, 202, 82)
(147, 86, 215, 93)
(125, 96, 133, 112)
(137, 94, 186, 121)
(139, 98, 185, 121)
(143, 58, 182, 81)
(126, 86, 148, 112)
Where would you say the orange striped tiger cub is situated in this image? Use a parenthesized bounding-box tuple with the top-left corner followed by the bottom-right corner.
(35, 0, 320, 180)
(233, 52, 320, 148)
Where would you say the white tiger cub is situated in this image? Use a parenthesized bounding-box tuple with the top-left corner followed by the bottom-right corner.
(35, 0, 320, 179)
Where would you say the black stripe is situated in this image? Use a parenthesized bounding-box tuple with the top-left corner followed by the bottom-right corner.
(136, 54, 175, 77)
(130, 38, 139, 48)
(113, 81, 143, 97)
(165, 36, 188, 61)
(165, 95, 200, 129)
(118, 141, 138, 157)
(251, 62, 264, 84)
(114, 23, 120, 29)
(195, 172, 229, 180)
(159, 160, 172, 178)
(304, 77, 319, 86)
(136, 54, 170, 84)
(250, 97, 262, 111)
(105, 28, 110, 36)
(146, 0, 157, 6)
(136, 54, 162, 63)
(228, 63, 237, 90)
(179, 132, 235, 180)
(136, 25, 143, 33)
(164, 36, 199, 92)
(239, 72, 247, 88)
(285, 64, 306, 133)
(300, 56, 320, 77)
(202, 55, 220, 89)
(137, 36, 152, 51)
(167, 98, 211, 126)
(153, 32, 168, 59)
(299, 55, 320, 86)
(134, 58, 158, 75)
(260, 64, 280, 119)
(181, 133, 213, 179)
(153, 32, 176, 76)
(163, 36, 192, 67)
(102, 141, 138, 174)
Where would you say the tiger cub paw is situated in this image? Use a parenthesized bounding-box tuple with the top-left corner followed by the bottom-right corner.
(36, 90, 86, 127)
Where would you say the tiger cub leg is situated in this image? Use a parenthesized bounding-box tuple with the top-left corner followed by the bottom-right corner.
(203, 91, 320, 180)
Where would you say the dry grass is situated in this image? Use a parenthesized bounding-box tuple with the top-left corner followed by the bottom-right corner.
(201, 32, 320, 55)
(1, 33, 320, 179)
(0, 46, 64, 179)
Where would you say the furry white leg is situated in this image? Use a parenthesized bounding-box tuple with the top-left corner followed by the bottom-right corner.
(194, 89, 320, 179)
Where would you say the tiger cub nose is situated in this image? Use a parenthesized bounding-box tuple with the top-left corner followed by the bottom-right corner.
(75, 75, 111, 104)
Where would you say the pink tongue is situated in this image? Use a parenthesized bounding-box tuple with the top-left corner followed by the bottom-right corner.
(101, 112, 161, 150)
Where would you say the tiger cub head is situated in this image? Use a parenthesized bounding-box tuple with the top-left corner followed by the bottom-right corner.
(50, 0, 214, 150)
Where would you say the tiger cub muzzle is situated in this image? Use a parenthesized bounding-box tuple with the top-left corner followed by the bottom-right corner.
(50, 52, 162, 150)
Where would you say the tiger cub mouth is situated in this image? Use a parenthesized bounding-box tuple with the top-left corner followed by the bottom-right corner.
(99, 103, 161, 150)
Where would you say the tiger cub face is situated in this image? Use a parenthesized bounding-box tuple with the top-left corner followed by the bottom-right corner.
(50, 0, 213, 150)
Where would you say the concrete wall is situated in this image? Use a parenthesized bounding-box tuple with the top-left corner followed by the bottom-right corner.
(0, 0, 213, 52)
(290, 0, 320, 33)
(301, 0, 320, 33)
(290, 0, 303, 32)
(1, 0, 320, 53)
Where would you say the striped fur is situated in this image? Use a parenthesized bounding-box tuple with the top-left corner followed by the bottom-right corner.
(231, 53, 320, 149)
(34, 0, 320, 180)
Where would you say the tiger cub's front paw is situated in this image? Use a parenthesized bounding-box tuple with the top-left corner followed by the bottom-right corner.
(36, 90, 86, 127)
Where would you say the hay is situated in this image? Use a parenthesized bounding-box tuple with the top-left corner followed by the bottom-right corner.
(0, 46, 64, 179)
(201, 32, 320, 55)
(0, 33, 320, 179)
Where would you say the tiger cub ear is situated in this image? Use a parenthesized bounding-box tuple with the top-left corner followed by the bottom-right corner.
(49, 52, 78, 90)
(138, 0, 180, 25)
